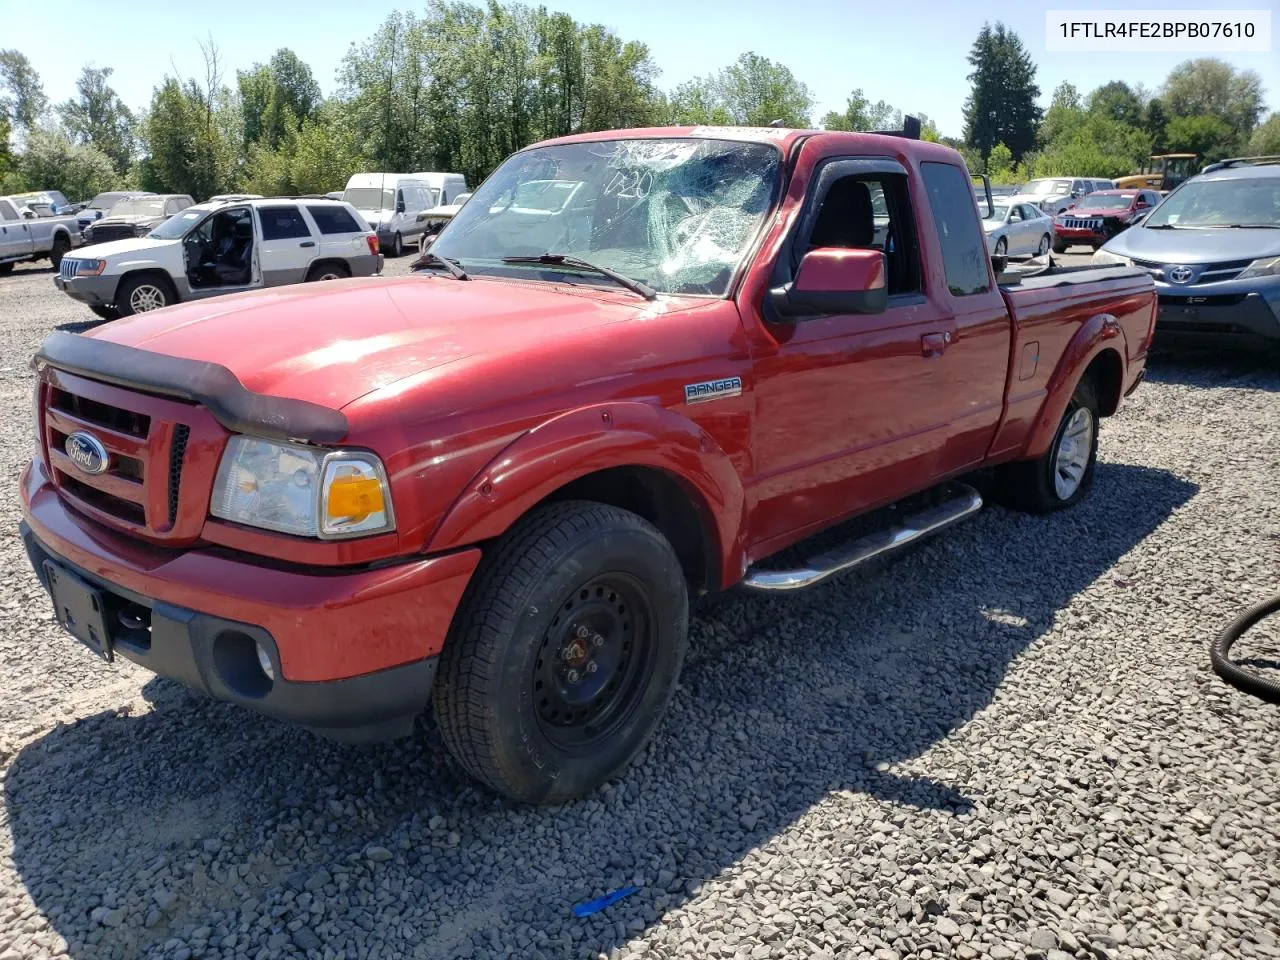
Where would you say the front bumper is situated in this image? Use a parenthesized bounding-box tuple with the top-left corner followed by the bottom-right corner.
(1055, 227, 1106, 245)
(53, 273, 117, 306)
(1154, 288, 1280, 345)
(20, 458, 481, 741)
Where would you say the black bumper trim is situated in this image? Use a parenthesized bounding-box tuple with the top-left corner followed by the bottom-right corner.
(22, 523, 435, 743)
(33, 330, 349, 444)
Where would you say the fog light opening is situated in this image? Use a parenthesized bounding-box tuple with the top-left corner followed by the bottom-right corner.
(212, 630, 275, 700)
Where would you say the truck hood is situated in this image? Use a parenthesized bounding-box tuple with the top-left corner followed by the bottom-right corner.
(75, 237, 173, 260)
(93, 213, 164, 227)
(84, 276, 667, 412)
(1105, 225, 1280, 263)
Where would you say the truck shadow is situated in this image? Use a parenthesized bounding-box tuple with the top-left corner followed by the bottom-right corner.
(3, 462, 1197, 960)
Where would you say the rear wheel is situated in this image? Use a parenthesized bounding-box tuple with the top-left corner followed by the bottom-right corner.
(306, 262, 350, 282)
(994, 237, 1007, 257)
(433, 501, 689, 804)
(390, 233, 403, 257)
(49, 234, 70, 269)
(0, 263, 13, 276)
(116, 274, 176, 317)
(1036, 234, 1050, 256)
(994, 378, 1100, 513)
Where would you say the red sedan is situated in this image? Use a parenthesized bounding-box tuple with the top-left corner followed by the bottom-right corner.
(1053, 188, 1162, 252)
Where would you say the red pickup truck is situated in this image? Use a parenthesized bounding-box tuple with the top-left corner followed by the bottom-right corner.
(21, 125, 1155, 804)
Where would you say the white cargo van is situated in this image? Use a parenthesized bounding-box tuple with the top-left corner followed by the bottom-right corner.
(411, 172, 470, 208)
(341, 173, 435, 257)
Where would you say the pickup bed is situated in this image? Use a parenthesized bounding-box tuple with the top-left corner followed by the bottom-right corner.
(0, 196, 83, 272)
(20, 125, 1155, 804)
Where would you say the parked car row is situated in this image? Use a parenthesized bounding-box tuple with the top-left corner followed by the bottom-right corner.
(340, 171, 469, 256)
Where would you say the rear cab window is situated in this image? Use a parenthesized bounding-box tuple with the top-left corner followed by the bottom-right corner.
(0, 200, 17, 221)
(919, 161, 991, 297)
(305, 205, 362, 235)
(259, 205, 312, 240)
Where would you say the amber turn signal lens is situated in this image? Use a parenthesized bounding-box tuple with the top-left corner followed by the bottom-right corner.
(326, 474, 384, 520)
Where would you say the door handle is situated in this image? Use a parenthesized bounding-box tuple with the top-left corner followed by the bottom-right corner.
(921, 330, 952, 357)
(300, 240, 316, 248)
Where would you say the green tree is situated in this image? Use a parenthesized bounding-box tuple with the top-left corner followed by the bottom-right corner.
(11, 127, 118, 199)
(1143, 99, 1169, 151)
(821, 89, 897, 131)
(1161, 58, 1264, 139)
(986, 142, 1014, 182)
(0, 50, 48, 135)
(140, 78, 236, 198)
(1088, 80, 1143, 128)
(1165, 114, 1235, 161)
(1248, 112, 1280, 155)
(670, 52, 812, 127)
(289, 108, 362, 194)
(0, 115, 12, 178)
(1033, 113, 1151, 178)
(56, 66, 136, 173)
(1039, 81, 1082, 145)
(962, 21, 1041, 163)
(237, 49, 321, 150)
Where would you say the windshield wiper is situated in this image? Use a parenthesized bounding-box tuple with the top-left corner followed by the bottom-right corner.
(1222, 223, 1280, 229)
(412, 251, 469, 280)
(501, 254, 657, 300)
(1144, 223, 1179, 229)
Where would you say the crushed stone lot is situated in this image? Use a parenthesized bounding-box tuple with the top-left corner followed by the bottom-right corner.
(1, 256, 1278, 960)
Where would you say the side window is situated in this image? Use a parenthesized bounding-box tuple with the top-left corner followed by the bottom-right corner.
(1023, 204, 1039, 220)
(920, 161, 991, 297)
(1009, 206, 1023, 221)
(396, 188, 405, 210)
(0, 200, 16, 221)
(259, 205, 311, 240)
(804, 171, 922, 296)
(305, 205, 361, 234)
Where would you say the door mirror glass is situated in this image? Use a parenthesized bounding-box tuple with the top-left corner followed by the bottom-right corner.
(769, 247, 887, 320)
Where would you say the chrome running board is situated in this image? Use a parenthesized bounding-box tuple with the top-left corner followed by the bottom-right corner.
(741, 484, 984, 592)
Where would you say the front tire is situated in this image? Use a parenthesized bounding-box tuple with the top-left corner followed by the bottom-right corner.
(994, 237, 1008, 257)
(390, 233, 403, 257)
(1037, 234, 1050, 256)
(1052, 240, 1067, 254)
(994, 378, 1100, 513)
(433, 501, 689, 805)
(49, 234, 70, 269)
(116, 274, 176, 316)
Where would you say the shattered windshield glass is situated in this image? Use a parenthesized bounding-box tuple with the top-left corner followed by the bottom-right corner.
(430, 138, 781, 296)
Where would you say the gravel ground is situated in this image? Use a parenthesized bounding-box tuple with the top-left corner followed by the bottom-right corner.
(1, 254, 1278, 960)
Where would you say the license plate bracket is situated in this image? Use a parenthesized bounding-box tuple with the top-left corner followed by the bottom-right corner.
(43, 561, 113, 662)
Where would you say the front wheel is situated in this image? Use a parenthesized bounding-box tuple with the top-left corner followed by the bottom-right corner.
(49, 234, 70, 268)
(116, 274, 176, 316)
(433, 501, 689, 804)
(993, 379, 1100, 513)
(1052, 240, 1068, 254)
(994, 237, 1007, 257)
(390, 233, 403, 257)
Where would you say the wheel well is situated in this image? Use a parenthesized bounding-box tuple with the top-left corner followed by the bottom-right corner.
(1084, 348, 1123, 417)
(542, 466, 719, 594)
(114, 269, 175, 304)
(307, 259, 350, 279)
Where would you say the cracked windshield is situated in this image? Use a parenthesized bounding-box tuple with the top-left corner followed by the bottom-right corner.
(430, 138, 780, 295)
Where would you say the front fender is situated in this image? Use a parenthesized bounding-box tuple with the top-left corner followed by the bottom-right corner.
(1024, 312, 1126, 460)
(427, 401, 747, 587)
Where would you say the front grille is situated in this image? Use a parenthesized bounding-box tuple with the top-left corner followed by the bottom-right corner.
(168, 425, 190, 526)
(51, 388, 150, 437)
(1131, 257, 1252, 285)
(59, 259, 85, 280)
(87, 224, 137, 244)
(40, 373, 211, 541)
(1059, 217, 1103, 231)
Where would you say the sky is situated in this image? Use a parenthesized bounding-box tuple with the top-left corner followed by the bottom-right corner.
(2, 0, 1278, 138)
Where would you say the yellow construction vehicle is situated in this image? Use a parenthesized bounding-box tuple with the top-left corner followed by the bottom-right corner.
(1114, 153, 1199, 192)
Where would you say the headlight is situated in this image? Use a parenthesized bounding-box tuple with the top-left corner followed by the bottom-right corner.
(1092, 249, 1133, 268)
(76, 260, 106, 276)
(1237, 256, 1280, 280)
(210, 436, 395, 539)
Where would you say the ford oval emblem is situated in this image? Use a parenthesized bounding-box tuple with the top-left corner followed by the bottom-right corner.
(1167, 265, 1195, 284)
(64, 431, 109, 475)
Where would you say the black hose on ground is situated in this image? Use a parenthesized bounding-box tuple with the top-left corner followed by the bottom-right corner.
(1210, 594, 1280, 704)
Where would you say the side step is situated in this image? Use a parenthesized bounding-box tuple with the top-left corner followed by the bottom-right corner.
(741, 483, 984, 592)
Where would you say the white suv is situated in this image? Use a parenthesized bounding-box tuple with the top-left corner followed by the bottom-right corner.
(53, 197, 383, 319)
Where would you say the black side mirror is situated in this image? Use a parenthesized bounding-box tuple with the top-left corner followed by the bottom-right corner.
(396, 200, 406, 214)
